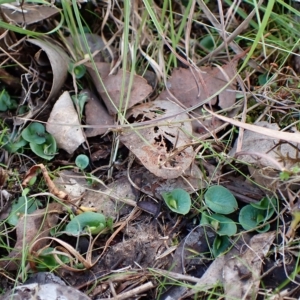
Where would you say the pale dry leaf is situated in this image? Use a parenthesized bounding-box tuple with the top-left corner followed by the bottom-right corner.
(229, 121, 300, 188)
(229, 121, 300, 170)
(120, 100, 194, 179)
(46, 91, 85, 154)
(83, 89, 114, 137)
(223, 231, 275, 299)
(209, 109, 300, 144)
(160, 63, 237, 109)
(15, 39, 69, 125)
(1, 283, 91, 300)
(87, 63, 153, 115)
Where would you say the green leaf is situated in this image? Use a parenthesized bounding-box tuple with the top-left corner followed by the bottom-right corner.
(0, 90, 11, 111)
(68, 63, 86, 79)
(64, 212, 107, 236)
(30, 133, 57, 160)
(36, 247, 69, 271)
(204, 185, 238, 214)
(239, 205, 270, 232)
(3, 134, 27, 153)
(7, 196, 41, 226)
(251, 197, 276, 221)
(206, 214, 237, 236)
(199, 35, 216, 51)
(212, 235, 230, 257)
(75, 154, 89, 170)
(22, 122, 46, 144)
(162, 188, 191, 215)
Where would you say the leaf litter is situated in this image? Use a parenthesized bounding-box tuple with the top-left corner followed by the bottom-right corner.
(1, 1, 300, 299)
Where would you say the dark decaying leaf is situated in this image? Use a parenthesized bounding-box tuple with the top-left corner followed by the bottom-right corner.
(129, 163, 206, 198)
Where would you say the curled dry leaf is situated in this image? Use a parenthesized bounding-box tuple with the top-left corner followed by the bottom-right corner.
(46, 91, 85, 154)
(120, 100, 194, 179)
(23, 164, 70, 201)
(15, 39, 69, 125)
(86, 62, 153, 115)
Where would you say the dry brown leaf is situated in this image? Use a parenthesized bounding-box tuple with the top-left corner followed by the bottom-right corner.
(1, 3, 59, 25)
(46, 91, 85, 154)
(83, 89, 114, 137)
(86, 63, 153, 115)
(160, 63, 237, 109)
(120, 100, 194, 179)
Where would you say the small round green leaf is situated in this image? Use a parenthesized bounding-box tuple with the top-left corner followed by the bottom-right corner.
(22, 122, 46, 144)
(162, 188, 191, 215)
(204, 185, 238, 214)
(75, 154, 89, 170)
(212, 235, 230, 257)
(239, 205, 268, 232)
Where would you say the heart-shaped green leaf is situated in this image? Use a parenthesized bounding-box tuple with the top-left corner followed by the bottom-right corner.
(30, 133, 57, 160)
(203, 213, 237, 236)
(204, 185, 237, 214)
(162, 188, 191, 215)
(212, 235, 230, 257)
(239, 205, 270, 232)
